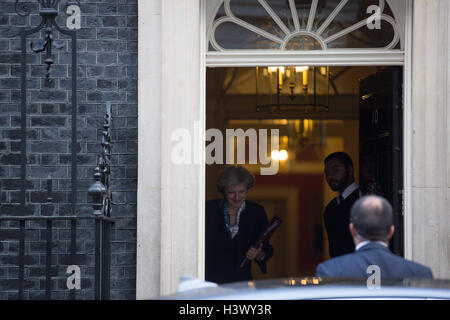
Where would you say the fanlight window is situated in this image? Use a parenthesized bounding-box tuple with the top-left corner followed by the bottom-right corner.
(208, 0, 401, 51)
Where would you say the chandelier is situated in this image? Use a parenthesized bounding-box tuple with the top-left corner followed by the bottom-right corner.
(255, 66, 330, 114)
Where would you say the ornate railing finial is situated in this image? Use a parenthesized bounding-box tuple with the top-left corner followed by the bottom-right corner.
(88, 102, 113, 217)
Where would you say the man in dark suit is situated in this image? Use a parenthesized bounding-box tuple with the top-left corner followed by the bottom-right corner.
(323, 152, 361, 257)
(316, 195, 433, 278)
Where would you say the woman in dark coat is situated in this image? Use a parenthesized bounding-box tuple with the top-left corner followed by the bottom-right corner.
(205, 166, 273, 284)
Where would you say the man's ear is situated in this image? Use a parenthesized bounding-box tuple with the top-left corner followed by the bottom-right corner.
(349, 223, 357, 238)
(387, 225, 395, 240)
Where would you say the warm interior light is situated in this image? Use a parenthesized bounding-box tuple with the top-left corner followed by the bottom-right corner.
(302, 68, 308, 88)
(279, 67, 285, 87)
(295, 66, 309, 72)
(279, 149, 288, 161)
(286, 69, 291, 78)
(257, 66, 329, 113)
(271, 150, 280, 161)
(271, 149, 288, 161)
(302, 119, 314, 137)
(278, 69, 283, 86)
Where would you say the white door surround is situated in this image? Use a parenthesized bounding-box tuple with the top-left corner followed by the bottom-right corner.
(137, 0, 449, 299)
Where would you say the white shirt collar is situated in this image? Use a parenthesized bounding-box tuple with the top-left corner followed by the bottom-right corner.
(341, 182, 359, 199)
(336, 182, 362, 204)
(356, 241, 388, 251)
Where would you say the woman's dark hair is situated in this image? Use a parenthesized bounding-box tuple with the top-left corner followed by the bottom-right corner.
(216, 166, 254, 195)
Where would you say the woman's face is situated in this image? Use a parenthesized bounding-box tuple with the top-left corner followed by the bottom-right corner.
(225, 183, 248, 210)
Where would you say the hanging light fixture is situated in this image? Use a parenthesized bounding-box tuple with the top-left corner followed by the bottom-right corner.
(255, 66, 330, 114)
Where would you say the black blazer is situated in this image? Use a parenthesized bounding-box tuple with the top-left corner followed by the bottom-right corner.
(323, 188, 360, 258)
(316, 242, 433, 278)
(205, 199, 274, 284)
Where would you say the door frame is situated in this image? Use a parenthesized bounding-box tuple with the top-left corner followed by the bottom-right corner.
(201, 0, 413, 260)
(136, 0, 414, 298)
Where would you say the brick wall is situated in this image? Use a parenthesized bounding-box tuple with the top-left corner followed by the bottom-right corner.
(0, 0, 137, 299)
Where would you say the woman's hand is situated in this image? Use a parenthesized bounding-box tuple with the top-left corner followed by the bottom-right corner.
(246, 243, 265, 261)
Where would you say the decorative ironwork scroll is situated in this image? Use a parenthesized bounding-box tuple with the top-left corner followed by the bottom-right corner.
(16, 0, 80, 82)
(16, 0, 79, 216)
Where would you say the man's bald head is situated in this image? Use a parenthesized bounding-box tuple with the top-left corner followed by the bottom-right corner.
(350, 195, 393, 241)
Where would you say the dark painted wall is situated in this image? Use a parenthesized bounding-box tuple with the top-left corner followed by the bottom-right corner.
(0, 0, 138, 299)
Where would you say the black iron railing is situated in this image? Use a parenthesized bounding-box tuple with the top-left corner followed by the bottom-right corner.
(0, 215, 114, 300)
(1, 1, 116, 300)
(16, 0, 79, 217)
(0, 99, 115, 299)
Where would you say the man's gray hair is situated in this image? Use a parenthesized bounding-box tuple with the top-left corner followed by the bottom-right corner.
(216, 166, 254, 195)
(350, 195, 393, 241)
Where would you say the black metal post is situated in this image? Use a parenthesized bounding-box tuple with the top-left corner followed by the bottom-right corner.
(19, 19, 45, 212)
(70, 218, 77, 300)
(53, 14, 78, 217)
(20, 33, 27, 215)
(94, 218, 102, 300)
(45, 219, 52, 299)
(101, 220, 111, 300)
(18, 220, 25, 300)
(72, 31, 78, 217)
(15, 1, 79, 300)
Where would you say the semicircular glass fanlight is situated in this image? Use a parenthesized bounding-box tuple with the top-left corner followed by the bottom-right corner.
(209, 0, 401, 51)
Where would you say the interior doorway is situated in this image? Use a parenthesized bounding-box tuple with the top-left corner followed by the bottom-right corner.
(205, 65, 403, 278)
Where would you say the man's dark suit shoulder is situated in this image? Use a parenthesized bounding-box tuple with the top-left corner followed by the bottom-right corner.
(316, 242, 433, 279)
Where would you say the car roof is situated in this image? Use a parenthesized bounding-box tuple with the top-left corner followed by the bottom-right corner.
(159, 277, 450, 300)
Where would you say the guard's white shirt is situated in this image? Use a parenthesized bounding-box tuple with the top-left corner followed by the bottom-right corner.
(337, 182, 361, 204)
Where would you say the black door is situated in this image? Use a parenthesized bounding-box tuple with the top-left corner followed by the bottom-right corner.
(359, 67, 403, 256)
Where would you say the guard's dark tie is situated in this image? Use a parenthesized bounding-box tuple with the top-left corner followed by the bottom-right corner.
(338, 194, 344, 205)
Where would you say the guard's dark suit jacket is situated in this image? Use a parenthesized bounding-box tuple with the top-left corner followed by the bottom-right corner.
(323, 188, 360, 257)
(205, 199, 274, 284)
(316, 242, 433, 278)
